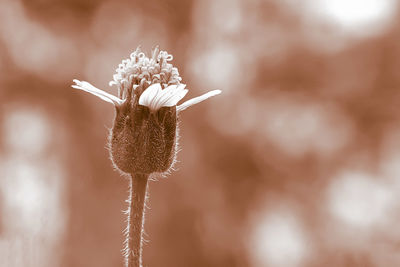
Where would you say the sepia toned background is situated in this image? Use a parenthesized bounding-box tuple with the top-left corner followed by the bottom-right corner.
(1, 0, 400, 266)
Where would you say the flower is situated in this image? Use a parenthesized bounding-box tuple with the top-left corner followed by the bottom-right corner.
(72, 47, 221, 112)
(71, 46, 221, 175)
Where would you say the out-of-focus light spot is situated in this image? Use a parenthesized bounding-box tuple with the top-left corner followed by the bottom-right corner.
(196, 0, 243, 35)
(0, 159, 65, 236)
(327, 171, 395, 230)
(3, 107, 51, 156)
(262, 99, 352, 158)
(250, 208, 311, 267)
(311, 0, 397, 35)
(0, 159, 66, 267)
(0, 105, 66, 267)
(189, 0, 253, 93)
(209, 95, 352, 158)
(211, 0, 242, 34)
(0, 0, 79, 82)
(188, 45, 246, 92)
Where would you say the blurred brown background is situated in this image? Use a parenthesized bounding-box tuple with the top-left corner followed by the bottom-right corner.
(1, 0, 400, 266)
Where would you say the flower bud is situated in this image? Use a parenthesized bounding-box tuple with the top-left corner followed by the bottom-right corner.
(110, 94, 177, 175)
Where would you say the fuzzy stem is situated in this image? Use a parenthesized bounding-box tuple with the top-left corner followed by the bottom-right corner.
(125, 173, 148, 267)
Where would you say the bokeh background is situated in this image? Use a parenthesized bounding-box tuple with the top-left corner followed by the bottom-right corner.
(1, 0, 400, 266)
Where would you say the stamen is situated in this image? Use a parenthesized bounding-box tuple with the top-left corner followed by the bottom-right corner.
(109, 47, 182, 102)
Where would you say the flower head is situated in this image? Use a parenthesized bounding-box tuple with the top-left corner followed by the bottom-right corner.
(72, 46, 221, 174)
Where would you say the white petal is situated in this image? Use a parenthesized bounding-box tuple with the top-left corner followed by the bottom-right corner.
(139, 83, 189, 111)
(151, 85, 178, 108)
(139, 83, 162, 108)
(163, 88, 188, 107)
(161, 84, 188, 107)
(159, 85, 178, 102)
(72, 79, 123, 105)
(72, 85, 115, 104)
(177, 90, 221, 112)
(151, 84, 174, 109)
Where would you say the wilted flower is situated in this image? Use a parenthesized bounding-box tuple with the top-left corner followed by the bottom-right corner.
(72, 46, 221, 175)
